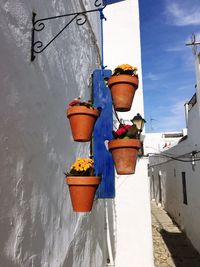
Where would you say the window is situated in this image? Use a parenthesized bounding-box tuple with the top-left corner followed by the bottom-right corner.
(174, 168, 176, 177)
(158, 173, 162, 204)
(182, 172, 188, 205)
(152, 175, 155, 199)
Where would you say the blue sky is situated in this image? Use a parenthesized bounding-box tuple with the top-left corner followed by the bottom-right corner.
(139, 0, 200, 132)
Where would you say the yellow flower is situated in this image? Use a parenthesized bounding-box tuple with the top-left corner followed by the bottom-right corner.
(112, 64, 138, 76)
(69, 158, 94, 173)
(116, 64, 136, 71)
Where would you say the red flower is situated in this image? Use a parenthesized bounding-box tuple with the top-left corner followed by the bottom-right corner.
(115, 124, 131, 137)
(116, 127, 126, 136)
(69, 100, 81, 106)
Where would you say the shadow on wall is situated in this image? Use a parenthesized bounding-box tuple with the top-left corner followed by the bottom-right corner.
(62, 199, 116, 267)
(62, 202, 105, 267)
(161, 229, 200, 267)
(106, 199, 116, 264)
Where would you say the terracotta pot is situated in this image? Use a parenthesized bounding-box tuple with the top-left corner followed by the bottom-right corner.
(108, 139, 141, 175)
(66, 106, 99, 142)
(66, 176, 101, 212)
(108, 75, 138, 112)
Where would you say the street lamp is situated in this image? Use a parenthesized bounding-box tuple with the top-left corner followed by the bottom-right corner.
(131, 113, 146, 157)
(131, 113, 146, 133)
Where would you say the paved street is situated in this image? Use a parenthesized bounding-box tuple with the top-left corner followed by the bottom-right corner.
(151, 202, 200, 267)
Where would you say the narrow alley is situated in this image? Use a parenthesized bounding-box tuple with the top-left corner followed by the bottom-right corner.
(151, 202, 200, 267)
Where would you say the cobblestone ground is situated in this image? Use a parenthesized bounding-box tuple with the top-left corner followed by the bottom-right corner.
(151, 202, 200, 267)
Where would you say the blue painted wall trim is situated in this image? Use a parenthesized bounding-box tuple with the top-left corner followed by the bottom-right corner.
(93, 69, 115, 199)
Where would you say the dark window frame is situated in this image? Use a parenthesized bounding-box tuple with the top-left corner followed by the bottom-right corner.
(182, 172, 188, 205)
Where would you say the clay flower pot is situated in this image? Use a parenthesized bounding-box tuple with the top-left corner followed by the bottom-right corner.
(66, 106, 100, 142)
(108, 75, 139, 112)
(108, 139, 141, 175)
(66, 176, 101, 212)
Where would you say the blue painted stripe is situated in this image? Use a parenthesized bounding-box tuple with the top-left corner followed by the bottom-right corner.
(93, 69, 115, 199)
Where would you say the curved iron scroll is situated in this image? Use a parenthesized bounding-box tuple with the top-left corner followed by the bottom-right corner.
(32, 13, 87, 57)
(94, 0, 102, 7)
(31, 4, 106, 61)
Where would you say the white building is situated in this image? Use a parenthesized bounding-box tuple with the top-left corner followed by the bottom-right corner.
(104, 1, 154, 266)
(144, 131, 185, 156)
(0, 0, 154, 266)
(148, 52, 200, 254)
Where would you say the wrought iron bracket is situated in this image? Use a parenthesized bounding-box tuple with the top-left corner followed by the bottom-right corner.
(31, 2, 106, 61)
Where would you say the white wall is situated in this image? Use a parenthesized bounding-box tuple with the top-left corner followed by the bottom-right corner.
(0, 1, 108, 266)
(104, 0, 144, 120)
(114, 159, 154, 267)
(144, 132, 184, 156)
(104, 1, 154, 266)
(149, 145, 200, 253)
(148, 52, 200, 254)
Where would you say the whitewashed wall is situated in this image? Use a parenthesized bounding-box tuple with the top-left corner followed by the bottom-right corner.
(144, 132, 183, 155)
(0, 1, 108, 266)
(149, 143, 200, 254)
(104, 1, 154, 266)
(104, 0, 144, 120)
(148, 52, 200, 254)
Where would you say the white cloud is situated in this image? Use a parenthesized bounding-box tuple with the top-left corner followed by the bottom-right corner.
(144, 72, 162, 81)
(164, 45, 185, 52)
(171, 100, 186, 116)
(166, 2, 200, 26)
(149, 100, 187, 132)
(177, 85, 192, 91)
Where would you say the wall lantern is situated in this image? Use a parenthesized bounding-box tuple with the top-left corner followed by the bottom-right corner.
(131, 113, 146, 134)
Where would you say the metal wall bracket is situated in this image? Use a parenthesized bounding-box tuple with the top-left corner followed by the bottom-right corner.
(31, 1, 106, 61)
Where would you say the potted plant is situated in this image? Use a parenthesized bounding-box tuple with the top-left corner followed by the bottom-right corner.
(107, 64, 139, 112)
(65, 158, 101, 212)
(66, 98, 101, 142)
(108, 122, 141, 175)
